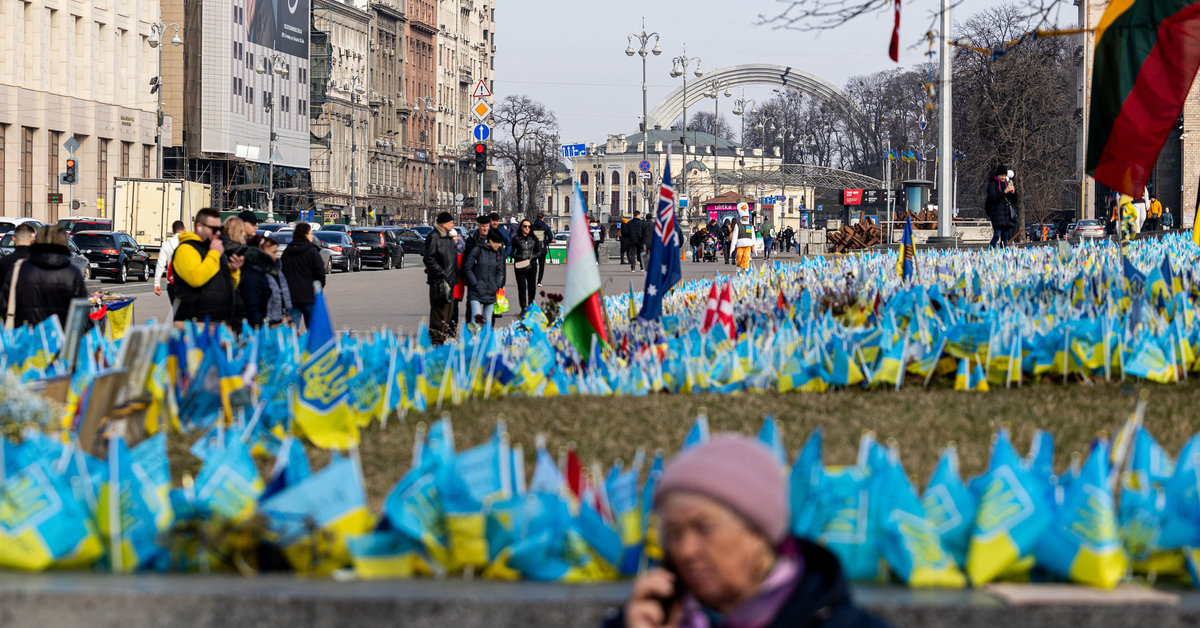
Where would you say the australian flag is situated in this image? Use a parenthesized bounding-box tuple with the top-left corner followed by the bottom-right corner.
(638, 158, 682, 320)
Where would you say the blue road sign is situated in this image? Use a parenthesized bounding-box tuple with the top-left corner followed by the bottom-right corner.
(639, 160, 651, 172)
(561, 143, 587, 157)
(817, 205, 823, 211)
(473, 124, 491, 142)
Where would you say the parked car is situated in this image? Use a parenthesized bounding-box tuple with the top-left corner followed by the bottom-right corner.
(348, 228, 403, 269)
(553, 233, 569, 244)
(1071, 219, 1106, 241)
(0, 233, 91, 279)
(314, 231, 362, 272)
(272, 232, 334, 275)
(0, 218, 44, 235)
(410, 225, 435, 239)
(321, 224, 351, 234)
(72, 231, 150, 283)
(385, 227, 425, 256)
(257, 223, 291, 233)
(56, 217, 114, 234)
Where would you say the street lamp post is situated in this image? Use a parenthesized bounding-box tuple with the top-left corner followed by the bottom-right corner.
(702, 79, 731, 198)
(413, 96, 437, 224)
(731, 93, 756, 196)
(345, 75, 366, 224)
(257, 53, 289, 221)
(626, 20, 661, 218)
(776, 126, 793, 215)
(147, 21, 182, 179)
(670, 46, 703, 221)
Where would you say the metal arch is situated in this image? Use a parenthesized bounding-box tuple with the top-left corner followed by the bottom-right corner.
(647, 64, 874, 140)
(715, 163, 884, 191)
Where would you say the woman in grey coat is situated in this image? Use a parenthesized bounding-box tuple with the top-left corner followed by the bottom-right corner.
(462, 229, 507, 326)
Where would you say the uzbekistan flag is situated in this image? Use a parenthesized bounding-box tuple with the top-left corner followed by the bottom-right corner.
(562, 182, 609, 361)
(1086, 0, 1200, 196)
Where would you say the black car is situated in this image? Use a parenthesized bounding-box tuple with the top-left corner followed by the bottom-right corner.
(314, 231, 362, 272)
(349, 228, 403, 269)
(56, 217, 114, 234)
(72, 231, 150, 283)
(386, 227, 425, 256)
(0, 233, 92, 280)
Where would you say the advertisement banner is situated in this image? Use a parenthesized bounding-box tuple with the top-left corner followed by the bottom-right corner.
(862, 189, 882, 206)
(248, 0, 310, 58)
(842, 189, 863, 205)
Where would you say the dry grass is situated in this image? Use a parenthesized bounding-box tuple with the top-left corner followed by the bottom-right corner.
(168, 381, 1200, 511)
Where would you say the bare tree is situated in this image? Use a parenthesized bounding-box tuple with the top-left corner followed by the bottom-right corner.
(493, 95, 561, 219)
(671, 111, 736, 141)
(756, 0, 1067, 34)
(953, 4, 1075, 234)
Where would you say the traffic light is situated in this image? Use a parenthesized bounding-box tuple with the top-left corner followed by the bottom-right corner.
(473, 142, 487, 173)
(64, 159, 77, 185)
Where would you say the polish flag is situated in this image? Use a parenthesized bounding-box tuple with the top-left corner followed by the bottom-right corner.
(718, 284, 736, 339)
(701, 283, 720, 333)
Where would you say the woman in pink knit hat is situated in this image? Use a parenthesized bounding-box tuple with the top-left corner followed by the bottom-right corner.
(603, 435, 889, 628)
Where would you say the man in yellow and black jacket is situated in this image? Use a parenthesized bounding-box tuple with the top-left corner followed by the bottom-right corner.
(172, 207, 243, 325)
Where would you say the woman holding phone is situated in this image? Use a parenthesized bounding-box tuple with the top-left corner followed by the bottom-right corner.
(605, 436, 889, 628)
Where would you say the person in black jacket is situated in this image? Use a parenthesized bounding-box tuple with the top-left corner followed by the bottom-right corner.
(423, 212, 459, 344)
(510, 219, 543, 315)
(640, 214, 655, 269)
(462, 229, 507, 328)
(1, 226, 87, 329)
(173, 208, 244, 326)
(603, 435, 890, 628)
(531, 212, 554, 286)
(985, 165, 1018, 247)
(280, 222, 326, 330)
(238, 235, 292, 328)
(0, 222, 36, 285)
(625, 213, 644, 271)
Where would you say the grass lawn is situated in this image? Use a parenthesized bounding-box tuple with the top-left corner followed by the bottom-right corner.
(168, 380, 1200, 510)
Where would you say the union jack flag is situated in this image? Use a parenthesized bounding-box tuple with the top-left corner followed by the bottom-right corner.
(638, 157, 682, 320)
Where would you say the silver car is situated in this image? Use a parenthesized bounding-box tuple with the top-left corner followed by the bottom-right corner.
(1071, 219, 1106, 241)
(0, 233, 92, 280)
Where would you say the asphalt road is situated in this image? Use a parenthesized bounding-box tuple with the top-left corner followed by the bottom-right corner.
(121, 250, 799, 332)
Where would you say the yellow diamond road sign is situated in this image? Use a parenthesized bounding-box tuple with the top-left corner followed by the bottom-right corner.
(472, 100, 492, 120)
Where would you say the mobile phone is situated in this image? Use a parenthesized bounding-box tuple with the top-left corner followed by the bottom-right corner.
(657, 554, 684, 621)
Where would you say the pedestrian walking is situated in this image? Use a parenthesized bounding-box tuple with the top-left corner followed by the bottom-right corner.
(423, 212, 459, 345)
(603, 435, 890, 628)
(511, 219, 543, 316)
(488, 212, 511, 258)
(1, 226, 87, 329)
(985, 165, 1018, 247)
(172, 208, 244, 326)
(720, 219, 733, 264)
(782, 226, 795, 254)
(625, 211, 645, 271)
(0, 222, 36, 284)
(759, 218, 775, 260)
(640, 213, 654, 267)
(590, 217, 605, 262)
(153, 220, 186, 303)
(1145, 195, 1163, 232)
(689, 227, 705, 262)
(463, 230, 507, 328)
(1162, 204, 1175, 230)
(532, 212, 554, 287)
(236, 210, 261, 240)
(280, 222, 326, 330)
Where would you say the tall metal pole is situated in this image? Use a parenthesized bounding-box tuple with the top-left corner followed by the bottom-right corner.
(627, 21, 660, 218)
(267, 69, 276, 220)
(348, 75, 364, 224)
(670, 46, 702, 222)
(885, 137, 893, 241)
(936, 0, 954, 238)
(148, 21, 181, 179)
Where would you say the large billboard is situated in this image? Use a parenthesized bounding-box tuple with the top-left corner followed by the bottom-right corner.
(201, 0, 309, 169)
(247, 0, 310, 59)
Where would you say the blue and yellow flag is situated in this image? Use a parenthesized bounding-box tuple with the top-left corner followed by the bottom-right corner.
(292, 291, 359, 449)
(897, 213, 916, 282)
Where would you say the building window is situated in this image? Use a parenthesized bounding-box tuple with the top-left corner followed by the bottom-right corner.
(21, 128, 33, 217)
(300, 99, 307, 115)
(582, 191, 588, 208)
(48, 131, 60, 195)
(121, 141, 131, 178)
(611, 191, 619, 215)
(580, 171, 588, 185)
(247, 87, 254, 105)
(247, 51, 254, 70)
(610, 170, 620, 185)
(97, 139, 109, 209)
(143, 144, 152, 178)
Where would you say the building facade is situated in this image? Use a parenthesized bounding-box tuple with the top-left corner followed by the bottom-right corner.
(403, 0, 437, 223)
(0, 0, 163, 221)
(434, 0, 494, 216)
(365, 0, 407, 222)
(310, 0, 370, 224)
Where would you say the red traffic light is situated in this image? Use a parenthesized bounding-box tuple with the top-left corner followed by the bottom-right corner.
(66, 159, 76, 168)
(474, 143, 485, 153)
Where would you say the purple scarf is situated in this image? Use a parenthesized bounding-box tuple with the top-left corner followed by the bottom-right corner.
(677, 541, 804, 628)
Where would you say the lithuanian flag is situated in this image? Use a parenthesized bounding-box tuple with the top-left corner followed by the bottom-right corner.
(1086, 0, 1200, 196)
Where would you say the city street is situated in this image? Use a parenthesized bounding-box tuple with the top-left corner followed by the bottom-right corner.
(121, 250, 801, 332)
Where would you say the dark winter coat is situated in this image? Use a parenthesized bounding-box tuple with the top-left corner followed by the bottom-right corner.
(984, 178, 1019, 229)
(238, 248, 291, 326)
(463, 244, 506, 305)
(640, 218, 655, 250)
(280, 239, 327, 306)
(511, 232, 543, 262)
(422, 226, 459, 286)
(601, 539, 892, 628)
(532, 219, 554, 248)
(0, 246, 31, 285)
(172, 236, 240, 324)
(0, 243, 87, 328)
(623, 218, 643, 249)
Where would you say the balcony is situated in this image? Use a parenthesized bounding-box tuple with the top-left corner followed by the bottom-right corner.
(458, 67, 472, 85)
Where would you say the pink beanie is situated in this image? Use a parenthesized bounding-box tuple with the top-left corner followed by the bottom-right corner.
(653, 434, 790, 545)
